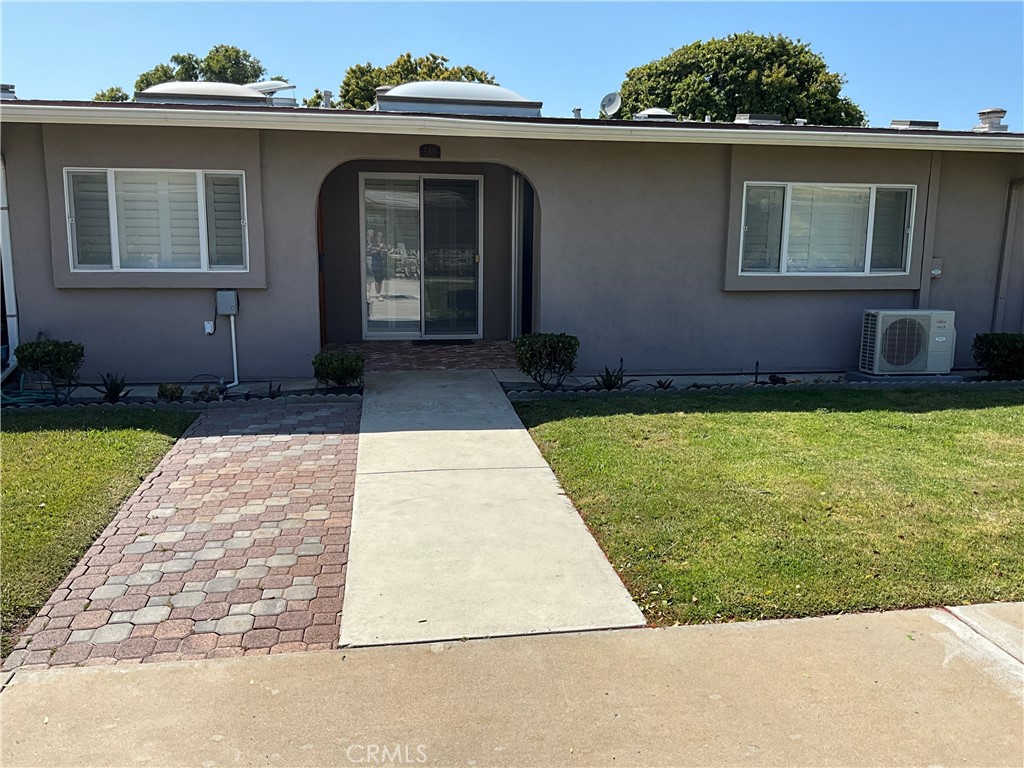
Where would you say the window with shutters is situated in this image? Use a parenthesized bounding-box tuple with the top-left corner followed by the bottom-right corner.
(64, 169, 248, 272)
(739, 182, 914, 276)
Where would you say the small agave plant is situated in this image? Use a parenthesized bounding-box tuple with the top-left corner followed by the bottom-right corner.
(91, 371, 133, 404)
(594, 358, 638, 391)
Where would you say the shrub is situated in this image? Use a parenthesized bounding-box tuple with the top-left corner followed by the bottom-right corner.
(191, 383, 220, 403)
(313, 351, 364, 387)
(651, 378, 675, 390)
(593, 358, 638, 391)
(14, 338, 85, 404)
(92, 371, 133, 404)
(972, 333, 1024, 380)
(514, 333, 580, 390)
(157, 383, 184, 402)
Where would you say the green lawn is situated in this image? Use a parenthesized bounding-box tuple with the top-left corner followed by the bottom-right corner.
(515, 387, 1024, 625)
(1, 409, 196, 656)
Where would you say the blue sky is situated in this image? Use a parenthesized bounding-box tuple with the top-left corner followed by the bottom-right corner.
(2, 2, 1022, 130)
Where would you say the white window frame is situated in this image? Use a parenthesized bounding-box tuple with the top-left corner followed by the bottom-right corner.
(64, 167, 250, 273)
(738, 181, 916, 277)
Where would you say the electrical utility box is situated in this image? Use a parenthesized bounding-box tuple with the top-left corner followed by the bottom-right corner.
(216, 290, 239, 315)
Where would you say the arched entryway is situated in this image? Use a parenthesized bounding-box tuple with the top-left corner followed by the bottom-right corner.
(317, 160, 538, 347)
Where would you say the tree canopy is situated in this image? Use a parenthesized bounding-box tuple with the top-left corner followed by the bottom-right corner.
(618, 33, 866, 126)
(93, 86, 129, 103)
(94, 45, 277, 101)
(305, 52, 496, 110)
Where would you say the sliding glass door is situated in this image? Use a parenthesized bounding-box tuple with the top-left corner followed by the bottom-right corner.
(361, 174, 482, 339)
(362, 178, 421, 335)
(423, 179, 480, 336)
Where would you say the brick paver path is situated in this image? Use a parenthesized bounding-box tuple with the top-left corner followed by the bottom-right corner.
(4, 403, 360, 670)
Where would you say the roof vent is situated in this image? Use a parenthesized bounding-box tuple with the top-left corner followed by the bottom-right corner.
(889, 119, 940, 131)
(245, 80, 297, 107)
(135, 81, 296, 107)
(633, 107, 676, 121)
(0, 84, 16, 101)
(374, 81, 542, 117)
(735, 114, 782, 125)
(974, 107, 1008, 133)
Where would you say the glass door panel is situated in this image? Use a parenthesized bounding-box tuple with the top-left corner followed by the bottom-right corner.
(422, 179, 480, 336)
(363, 179, 421, 336)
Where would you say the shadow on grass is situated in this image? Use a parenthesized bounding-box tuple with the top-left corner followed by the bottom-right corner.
(514, 386, 1024, 428)
(0, 408, 198, 437)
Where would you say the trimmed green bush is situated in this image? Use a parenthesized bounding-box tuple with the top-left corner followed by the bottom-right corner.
(313, 351, 364, 387)
(14, 339, 85, 404)
(972, 333, 1024, 380)
(515, 332, 580, 390)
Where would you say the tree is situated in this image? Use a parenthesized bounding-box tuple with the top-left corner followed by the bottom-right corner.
(93, 86, 130, 102)
(618, 33, 866, 126)
(95, 45, 275, 100)
(306, 52, 496, 110)
(198, 44, 267, 85)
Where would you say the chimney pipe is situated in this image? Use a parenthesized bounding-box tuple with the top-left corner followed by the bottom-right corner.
(321, 90, 333, 109)
(572, 107, 582, 119)
(974, 107, 1008, 133)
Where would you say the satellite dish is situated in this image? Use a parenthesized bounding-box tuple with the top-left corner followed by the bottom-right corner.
(599, 92, 622, 118)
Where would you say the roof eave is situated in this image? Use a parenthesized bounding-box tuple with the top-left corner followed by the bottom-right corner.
(2, 103, 1023, 153)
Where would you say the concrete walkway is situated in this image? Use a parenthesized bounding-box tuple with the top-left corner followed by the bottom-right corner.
(3, 604, 1021, 767)
(339, 370, 644, 646)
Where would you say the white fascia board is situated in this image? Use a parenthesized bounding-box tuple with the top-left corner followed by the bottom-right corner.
(2, 103, 1023, 154)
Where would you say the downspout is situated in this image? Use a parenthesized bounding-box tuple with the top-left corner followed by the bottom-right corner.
(0, 154, 19, 381)
(992, 176, 1024, 332)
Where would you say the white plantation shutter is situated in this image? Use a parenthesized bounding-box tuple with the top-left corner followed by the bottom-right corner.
(786, 186, 869, 273)
(204, 174, 246, 267)
(68, 172, 112, 268)
(114, 171, 200, 269)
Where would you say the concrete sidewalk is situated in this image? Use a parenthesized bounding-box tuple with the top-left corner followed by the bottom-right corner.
(338, 370, 644, 646)
(3, 604, 1021, 767)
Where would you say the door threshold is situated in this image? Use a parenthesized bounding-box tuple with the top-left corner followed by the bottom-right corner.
(410, 339, 476, 346)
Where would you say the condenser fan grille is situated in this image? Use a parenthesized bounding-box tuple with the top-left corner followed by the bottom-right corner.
(881, 317, 926, 367)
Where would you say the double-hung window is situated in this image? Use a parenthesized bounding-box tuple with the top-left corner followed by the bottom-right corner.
(740, 182, 914, 275)
(65, 169, 248, 271)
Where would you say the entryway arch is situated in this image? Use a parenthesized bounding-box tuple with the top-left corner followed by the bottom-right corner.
(316, 160, 538, 346)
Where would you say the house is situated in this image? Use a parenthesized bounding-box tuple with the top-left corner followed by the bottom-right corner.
(1, 80, 1022, 382)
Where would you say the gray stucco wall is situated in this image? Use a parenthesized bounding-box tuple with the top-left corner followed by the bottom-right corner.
(930, 152, 1024, 340)
(2, 119, 1021, 380)
(2, 122, 311, 382)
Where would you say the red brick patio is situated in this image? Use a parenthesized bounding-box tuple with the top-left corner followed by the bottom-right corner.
(3, 403, 359, 670)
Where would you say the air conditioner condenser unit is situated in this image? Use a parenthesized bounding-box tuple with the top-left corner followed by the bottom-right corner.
(859, 310, 956, 375)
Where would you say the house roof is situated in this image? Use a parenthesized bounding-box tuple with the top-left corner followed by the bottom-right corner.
(3, 99, 1023, 154)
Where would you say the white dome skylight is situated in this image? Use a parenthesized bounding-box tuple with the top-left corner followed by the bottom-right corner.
(375, 81, 542, 117)
(134, 81, 297, 107)
(140, 82, 266, 99)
